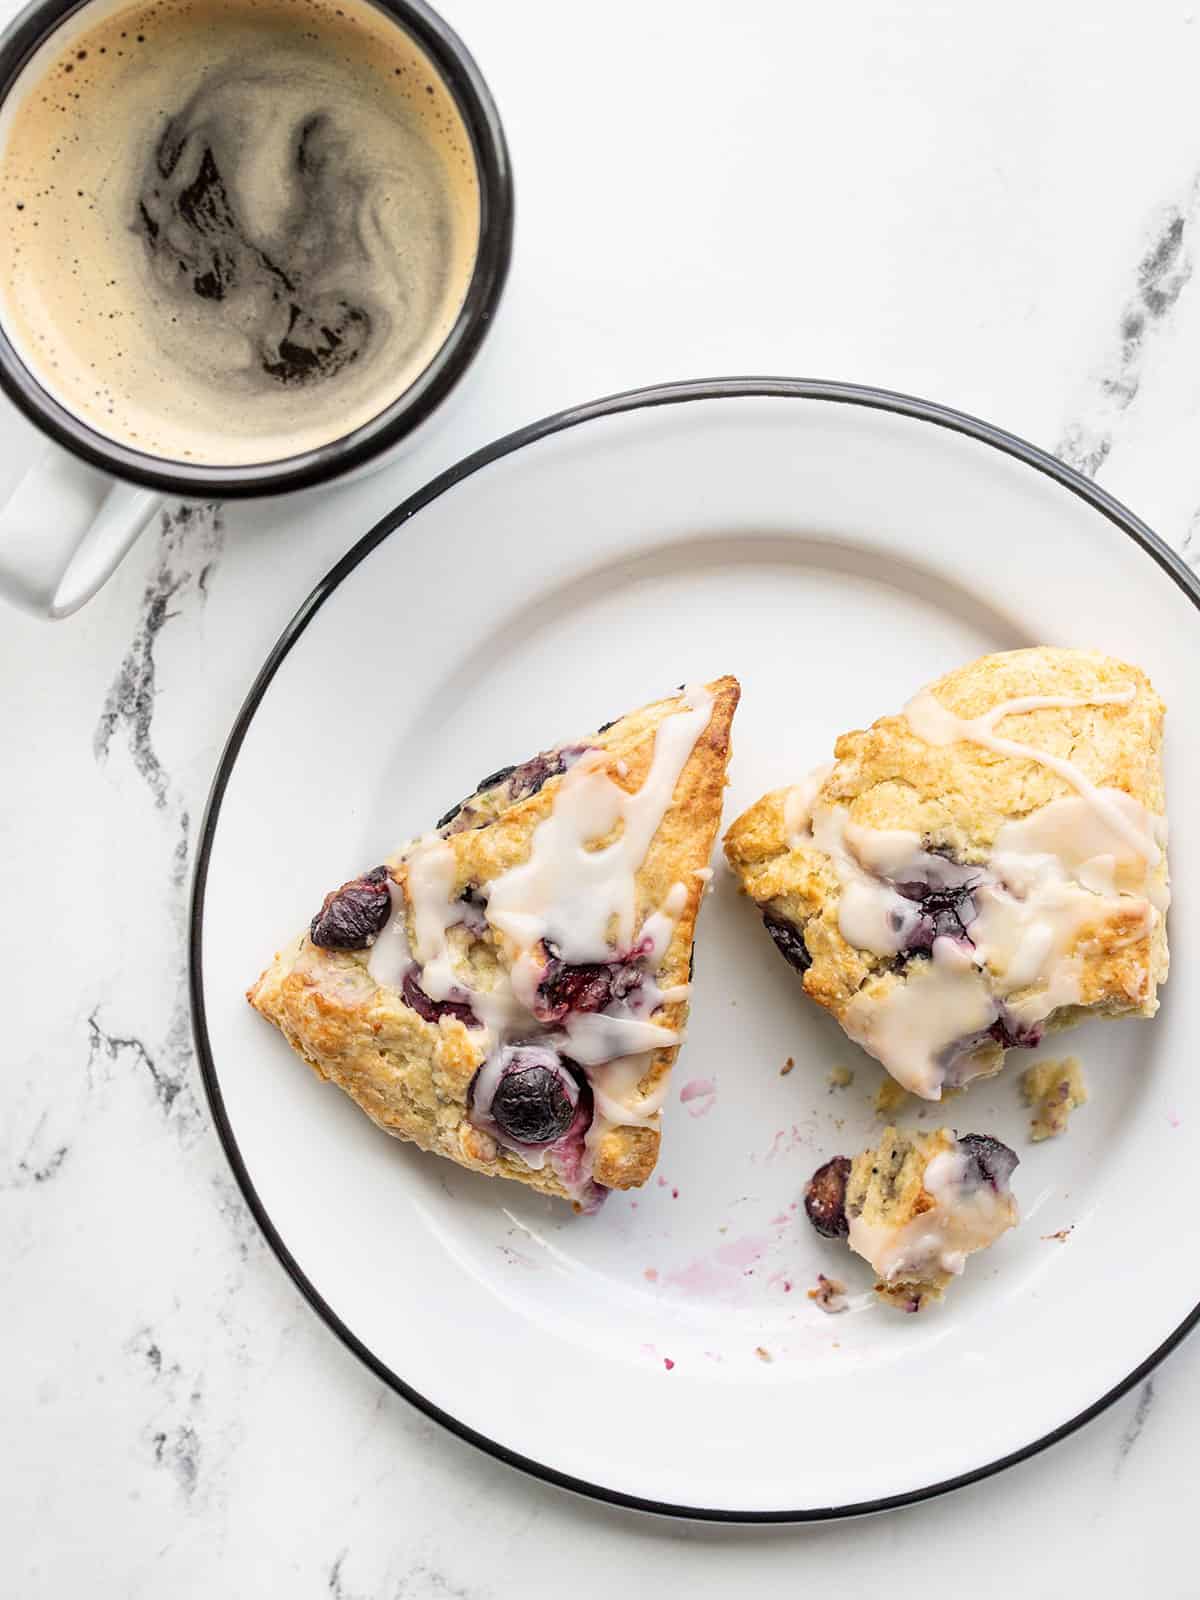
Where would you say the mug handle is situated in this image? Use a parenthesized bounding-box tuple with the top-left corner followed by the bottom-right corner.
(0, 440, 162, 619)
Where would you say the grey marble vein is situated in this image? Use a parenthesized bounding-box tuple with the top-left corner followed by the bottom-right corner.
(328, 1554, 366, 1600)
(87, 1007, 178, 1111)
(83, 809, 207, 1144)
(2, 1113, 69, 1190)
(128, 1326, 204, 1500)
(87, 1006, 201, 1132)
(328, 1555, 484, 1600)
(94, 502, 224, 808)
(394, 1568, 481, 1599)
(83, 510, 224, 1212)
(1116, 1377, 1157, 1471)
(171, 806, 192, 894)
(1057, 193, 1198, 480)
(163, 807, 210, 1143)
(151, 1424, 201, 1498)
(209, 1170, 264, 1265)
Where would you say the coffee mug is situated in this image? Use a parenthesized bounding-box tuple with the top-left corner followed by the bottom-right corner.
(0, 0, 511, 617)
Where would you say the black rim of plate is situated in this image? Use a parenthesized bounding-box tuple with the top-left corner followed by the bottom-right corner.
(189, 377, 1200, 1522)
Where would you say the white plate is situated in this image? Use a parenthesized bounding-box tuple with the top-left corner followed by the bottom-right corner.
(192, 380, 1200, 1520)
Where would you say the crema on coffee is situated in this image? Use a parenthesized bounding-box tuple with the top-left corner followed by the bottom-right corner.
(0, 0, 480, 465)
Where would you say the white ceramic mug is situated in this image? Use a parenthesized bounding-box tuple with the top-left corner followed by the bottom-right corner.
(0, 0, 511, 618)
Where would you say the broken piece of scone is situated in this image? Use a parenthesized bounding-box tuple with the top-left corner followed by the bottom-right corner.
(724, 647, 1169, 1100)
(248, 678, 740, 1209)
(804, 1126, 1020, 1312)
(1021, 1057, 1087, 1141)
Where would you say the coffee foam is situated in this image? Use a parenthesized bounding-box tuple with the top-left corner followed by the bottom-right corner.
(0, 0, 480, 466)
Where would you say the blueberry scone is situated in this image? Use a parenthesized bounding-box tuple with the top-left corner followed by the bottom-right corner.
(804, 1126, 1019, 1311)
(248, 679, 740, 1209)
(724, 648, 1168, 1099)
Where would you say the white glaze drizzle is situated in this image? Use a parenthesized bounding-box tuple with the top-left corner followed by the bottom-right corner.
(992, 794, 1169, 912)
(788, 783, 979, 959)
(638, 880, 690, 966)
(811, 807, 969, 958)
(486, 695, 714, 959)
(405, 836, 459, 1001)
(835, 806, 1162, 1099)
(466, 975, 539, 1039)
(561, 1012, 680, 1065)
(784, 764, 834, 846)
(847, 1140, 1017, 1283)
(904, 683, 1159, 865)
(843, 939, 997, 1099)
(586, 1052, 673, 1126)
(366, 879, 412, 988)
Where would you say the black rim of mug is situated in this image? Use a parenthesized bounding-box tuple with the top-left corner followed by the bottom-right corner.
(0, 0, 512, 498)
(190, 375, 1200, 1523)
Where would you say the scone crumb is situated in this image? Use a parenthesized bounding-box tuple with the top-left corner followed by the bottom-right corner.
(1042, 1226, 1074, 1243)
(755, 1346, 773, 1363)
(873, 1077, 910, 1118)
(808, 1274, 848, 1314)
(781, 1056, 795, 1076)
(828, 1065, 854, 1090)
(876, 1281, 935, 1314)
(1021, 1057, 1087, 1141)
(877, 1078, 958, 1117)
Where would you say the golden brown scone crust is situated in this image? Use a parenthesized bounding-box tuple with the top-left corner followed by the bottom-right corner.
(249, 677, 739, 1200)
(724, 648, 1168, 1082)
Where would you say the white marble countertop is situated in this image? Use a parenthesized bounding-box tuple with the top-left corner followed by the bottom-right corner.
(5, 0, 1200, 1590)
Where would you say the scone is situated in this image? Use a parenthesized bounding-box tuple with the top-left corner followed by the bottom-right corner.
(804, 1126, 1019, 1311)
(248, 678, 740, 1208)
(724, 648, 1168, 1099)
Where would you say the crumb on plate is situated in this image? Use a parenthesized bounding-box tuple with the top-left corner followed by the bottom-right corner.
(1021, 1057, 1087, 1141)
(873, 1076, 910, 1118)
(808, 1274, 848, 1314)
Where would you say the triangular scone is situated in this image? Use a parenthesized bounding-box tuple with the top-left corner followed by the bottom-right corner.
(724, 648, 1168, 1100)
(249, 678, 740, 1208)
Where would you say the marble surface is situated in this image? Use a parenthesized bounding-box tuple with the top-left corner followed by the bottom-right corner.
(5, 0, 1200, 1591)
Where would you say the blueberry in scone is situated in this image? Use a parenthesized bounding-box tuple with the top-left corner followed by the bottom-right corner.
(804, 1125, 1020, 1311)
(724, 648, 1169, 1100)
(248, 678, 740, 1209)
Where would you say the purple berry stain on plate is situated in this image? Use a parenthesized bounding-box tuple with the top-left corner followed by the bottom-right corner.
(679, 1077, 717, 1117)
